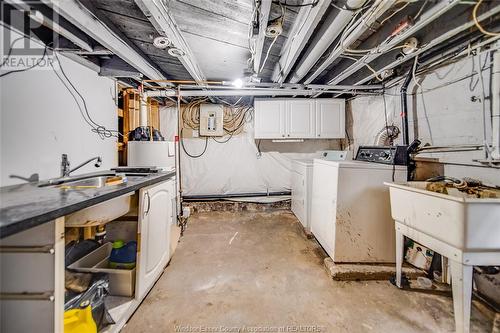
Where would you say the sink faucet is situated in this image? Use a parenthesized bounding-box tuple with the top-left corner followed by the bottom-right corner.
(61, 154, 102, 177)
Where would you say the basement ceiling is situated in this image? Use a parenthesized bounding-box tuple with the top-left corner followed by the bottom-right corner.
(3, 0, 499, 89)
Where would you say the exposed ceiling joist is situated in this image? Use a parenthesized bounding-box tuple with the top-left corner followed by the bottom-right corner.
(99, 56, 142, 78)
(351, 3, 500, 87)
(252, 0, 272, 74)
(41, 0, 169, 84)
(5, 0, 93, 52)
(327, 0, 461, 85)
(288, 0, 368, 84)
(271, 0, 330, 83)
(304, 0, 398, 84)
(135, 0, 206, 84)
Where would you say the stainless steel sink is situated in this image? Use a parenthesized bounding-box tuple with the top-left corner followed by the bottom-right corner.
(37, 172, 148, 188)
(60, 176, 113, 189)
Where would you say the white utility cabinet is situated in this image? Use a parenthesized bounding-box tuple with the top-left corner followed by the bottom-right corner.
(315, 99, 345, 138)
(254, 99, 286, 138)
(254, 98, 345, 139)
(287, 99, 315, 138)
(291, 159, 314, 231)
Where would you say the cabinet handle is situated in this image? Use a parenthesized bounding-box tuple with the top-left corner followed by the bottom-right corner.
(282, 134, 285, 137)
(0, 245, 54, 254)
(0, 292, 54, 301)
(144, 191, 151, 217)
(318, 134, 321, 137)
(287, 134, 290, 137)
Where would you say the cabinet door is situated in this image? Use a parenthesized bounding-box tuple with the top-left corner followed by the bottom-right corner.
(315, 99, 345, 138)
(137, 180, 172, 299)
(254, 99, 286, 139)
(286, 100, 315, 138)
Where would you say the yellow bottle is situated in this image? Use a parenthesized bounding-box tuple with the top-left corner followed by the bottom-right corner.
(64, 306, 97, 333)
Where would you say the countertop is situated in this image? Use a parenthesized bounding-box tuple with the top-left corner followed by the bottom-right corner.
(0, 171, 175, 239)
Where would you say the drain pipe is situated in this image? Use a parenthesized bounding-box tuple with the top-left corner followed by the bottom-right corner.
(400, 62, 418, 146)
(139, 89, 175, 127)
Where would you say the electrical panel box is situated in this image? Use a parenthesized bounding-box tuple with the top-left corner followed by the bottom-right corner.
(199, 104, 224, 137)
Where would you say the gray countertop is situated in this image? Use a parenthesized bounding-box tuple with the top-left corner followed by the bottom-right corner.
(0, 171, 175, 239)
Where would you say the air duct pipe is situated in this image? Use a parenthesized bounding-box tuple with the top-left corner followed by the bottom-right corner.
(289, 0, 367, 84)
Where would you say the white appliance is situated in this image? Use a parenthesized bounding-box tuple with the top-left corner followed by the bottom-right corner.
(291, 150, 349, 231)
(127, 141, 175, 170)
(310, 159, 406, 263)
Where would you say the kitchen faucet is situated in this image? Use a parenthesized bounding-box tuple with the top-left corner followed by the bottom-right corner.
(60, 154, 102, 177)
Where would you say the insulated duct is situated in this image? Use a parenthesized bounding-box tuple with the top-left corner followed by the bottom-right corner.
(289, 0, 367, 84)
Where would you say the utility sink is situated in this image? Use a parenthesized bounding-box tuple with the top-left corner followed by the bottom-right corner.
(385, 182, 500, 251)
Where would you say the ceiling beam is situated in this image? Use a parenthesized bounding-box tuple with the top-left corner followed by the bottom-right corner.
(135, 0, 206, 84)
(42, 0, 169, 84)
(327, 0, 460, 85)
(253, 0, 272, 74)
(304, 0, 397, 84)
(99, 56, 143, 78)
(5, 0, 93, 52)
(288, 0, 368, 84)
(271, 0, 330, 83)
(351, 3, 500, 87)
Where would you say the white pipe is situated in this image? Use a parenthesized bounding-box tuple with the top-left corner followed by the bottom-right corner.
(139, 89, 176, 127)
(288, 0, 367, 84)
(349, 3, 500, 87)
(304, 0, 397, 84)
(141, 88, 381, 97)
(327, 0, 460, 85)
(492, 48, 500, 159)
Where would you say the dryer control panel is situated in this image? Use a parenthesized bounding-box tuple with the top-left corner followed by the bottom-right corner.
(355, 146, 407, 165)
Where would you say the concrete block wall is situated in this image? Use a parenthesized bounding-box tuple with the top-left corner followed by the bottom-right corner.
(349, 53, 500, 185)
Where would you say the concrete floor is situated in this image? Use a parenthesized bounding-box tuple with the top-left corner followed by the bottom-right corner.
(124, 211, 498, 333)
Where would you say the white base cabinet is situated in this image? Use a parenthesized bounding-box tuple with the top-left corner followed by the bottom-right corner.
(136, 179, 175, 299)
(254, 98, 345, 139)
(0, 178, 177, 333)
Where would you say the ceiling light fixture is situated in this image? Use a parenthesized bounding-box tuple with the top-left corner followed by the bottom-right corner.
(168, 47, 186, 57)
(232, 78, 244, 88)
(153, 36, 171, 49)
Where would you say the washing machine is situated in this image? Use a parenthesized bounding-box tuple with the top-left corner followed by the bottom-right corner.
(291, 151, 350, 231)
(310, 147, 407, 263)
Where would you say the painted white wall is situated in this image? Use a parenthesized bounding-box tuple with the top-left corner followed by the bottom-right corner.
(0, 28, 118, 186)
(349, 53, 500, 185)
(160, 106, 341, 195)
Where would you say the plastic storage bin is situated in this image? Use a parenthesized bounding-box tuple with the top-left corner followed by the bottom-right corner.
(67, 242, 135, 297)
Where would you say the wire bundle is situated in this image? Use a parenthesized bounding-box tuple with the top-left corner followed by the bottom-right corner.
(181, 98, 254, 136)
